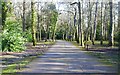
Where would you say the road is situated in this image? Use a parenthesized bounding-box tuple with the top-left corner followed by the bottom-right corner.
(18, 40, 117, 74)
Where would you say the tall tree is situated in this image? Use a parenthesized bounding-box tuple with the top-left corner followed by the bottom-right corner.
(118, 2, 120, 28)
(100, 2, 103, 45)
(81, 0, 84, 46)
(78, 1, 84, 46)
(92, 1, 98, 45)
(2, 1, 7, 30)
(31, 0, 36, 46)
(108, 0, 114, 46)
(118, 2, 120, 49)
(86, 1, 92, 42)
(22, 0, 26, 32)
(103, 4, 108, 40)
(73, 8, 77, 41)
(37, 2, 40, 41)
(51, 11, 58, 41)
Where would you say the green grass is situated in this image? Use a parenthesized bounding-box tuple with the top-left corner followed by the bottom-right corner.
(37, 41, 55, 45)
(87, 52, 115, 66)
(94, 41, 119, 47)
(70, 40, 118, 66)
(1, 56, 37, 75)
(70, 41, 85, 50)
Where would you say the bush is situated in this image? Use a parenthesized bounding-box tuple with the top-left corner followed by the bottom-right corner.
(24, 30, 33, 42)
(2, 20, 26, 52)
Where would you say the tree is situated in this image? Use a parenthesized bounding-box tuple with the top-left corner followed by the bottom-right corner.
(81, 0, 84, 46)
(103, 4, 108, 41)
(118, 2, 120, 29)
(86, 1, 93, 42)
(118, 2, 120, 49)
(51, 11, 58, 41)
(78, 2, 84, 46)
(2, 1, 8, 30)
(37, 2, 40, 41)
(73, 8, 77, 41)
(31, 1, 36, 46)
(100, 2, 103, 45)
(22, 0, 26, 32)
(108, 0, 114, 46)
(92, 1, 98, 45)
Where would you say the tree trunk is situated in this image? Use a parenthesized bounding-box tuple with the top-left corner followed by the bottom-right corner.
(73, 8, 77, 41)
(86, 1, 92, 42)
(92, 1, 98, 45)
(37, 3, 40, 41)
(118, 2, 120, 49)
(78, 2, 83, 47)
(53, 23, 57, 41)
(65, 25, 68, 40)
(63, 33, 64, 40)
(81, 0, 84, 47)
(31, 1, 36, 46)
(2, 2, 7, 30)
(22, 0, 26, 32)
(108, 0, 114, 46)
(100, 2, 103, 45)
(118, 2, 120, 28)
(103, 4, 107, 40)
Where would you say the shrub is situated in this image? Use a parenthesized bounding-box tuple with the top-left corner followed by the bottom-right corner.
(24, 30, 33, 42)
(2, 20, 26, 52)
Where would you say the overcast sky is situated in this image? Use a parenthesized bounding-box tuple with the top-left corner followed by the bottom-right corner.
(11, 0, 120, 3)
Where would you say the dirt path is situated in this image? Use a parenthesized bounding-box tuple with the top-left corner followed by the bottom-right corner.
(18, 40, 117, 74)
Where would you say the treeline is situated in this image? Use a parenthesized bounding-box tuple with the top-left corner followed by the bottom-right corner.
(56, 1, 120, 47)
(0, 0, 120, 52)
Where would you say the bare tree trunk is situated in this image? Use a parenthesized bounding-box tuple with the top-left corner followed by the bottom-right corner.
(78, 2, 83, 46)
(118, 2, 120, 28)
(31, 1, 36, 46)
(65, 24, 68, 40)
(86, 1, 92, 41)
(22, 0, 26, 32)
(92, 1, 98, 45)
(73, 8, 77, 41)
(81, 0, 84, 47)
(37, 2, 41, 41)
(53, 22, 57, 41)
(104, 4, 108, 41)
(63, 33, 64, 40)
(100, 2, 103, 45)
(118, 2, 120, 49)
(103, 4, 107, 40)
(66, 31, 68, 40)
(108, 0, 114, 46)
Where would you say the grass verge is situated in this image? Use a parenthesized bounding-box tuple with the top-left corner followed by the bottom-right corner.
(70, 41, 85, 50)
(1, 55, 38, 75)
(70, 41, 118, 67)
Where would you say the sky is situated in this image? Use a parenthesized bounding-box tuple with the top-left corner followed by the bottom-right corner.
(11, 0, 120, 3)
(11, 0, 120, 10)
